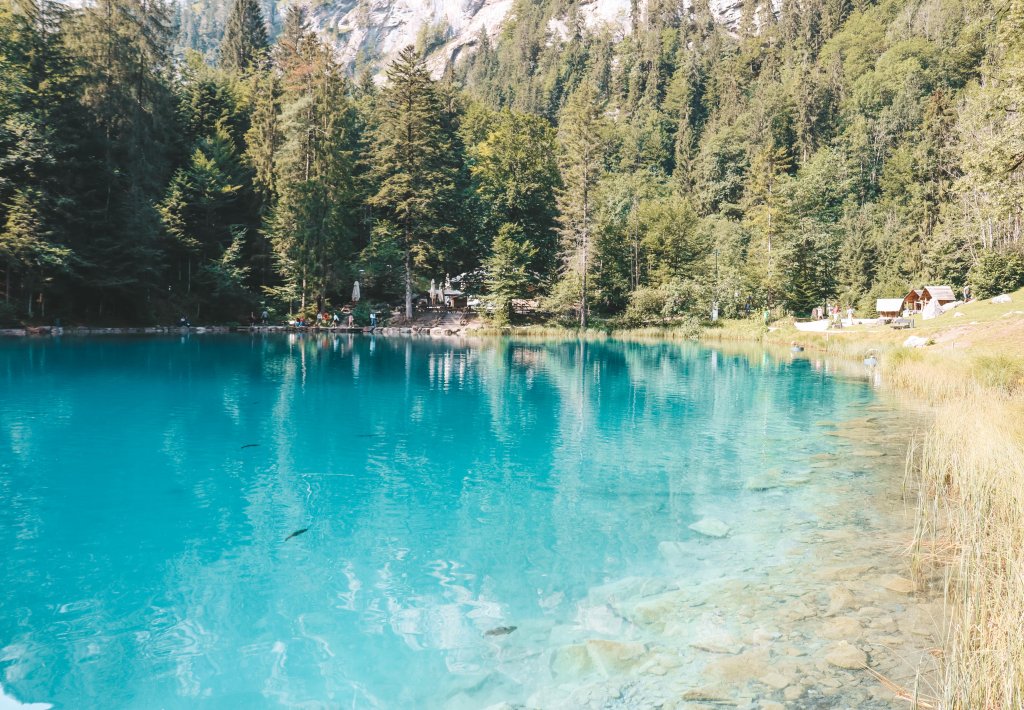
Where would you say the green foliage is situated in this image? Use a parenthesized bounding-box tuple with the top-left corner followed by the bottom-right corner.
(368, 45, 455, 318)
(969, 250, 1024, 300)
(623, 278, 703, 327)
(219, 0, 268, 73)
(0, 0, 1016, 328)
(484, 223, 537, 325)
(466, 108, 560, 274)
(555, 83, 609, 327)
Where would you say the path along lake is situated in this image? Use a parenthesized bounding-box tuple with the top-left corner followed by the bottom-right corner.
(0, 335, 941, 709)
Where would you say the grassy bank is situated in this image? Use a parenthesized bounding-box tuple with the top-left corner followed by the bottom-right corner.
(703, 291, 1024, 708)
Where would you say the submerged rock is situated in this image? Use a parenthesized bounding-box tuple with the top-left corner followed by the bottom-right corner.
(657, 540, 692, 564)
(550, 644, 593, 679)
(681, 687, 733, 703)
(585, 639, 648, 676)
(625, 589, 694, 630)
(826, 585, 856, 615)
(759, 671, 792, 690)
(688, 517, 731, 538)
(588, 577, 676, 606)
(820, 616, 862, 640)
(878, 574, 915, 594)
(825, 641, 868, 669)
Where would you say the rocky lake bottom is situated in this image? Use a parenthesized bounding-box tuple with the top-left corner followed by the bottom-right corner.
(441, 403, 942, 710)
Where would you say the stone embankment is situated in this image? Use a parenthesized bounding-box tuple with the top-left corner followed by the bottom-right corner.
(0, 324, 478, 337)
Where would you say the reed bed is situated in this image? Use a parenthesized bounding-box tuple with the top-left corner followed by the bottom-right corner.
(894, 352, 1024, 709)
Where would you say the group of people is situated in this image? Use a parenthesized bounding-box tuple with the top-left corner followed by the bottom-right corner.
(811, 304, 856, 325)
(281, 309, 379, 329)
(290, 312, 354, 328)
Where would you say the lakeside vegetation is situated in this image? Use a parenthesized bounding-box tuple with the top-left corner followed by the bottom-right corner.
(2, 0, 1024, 328)
(698, 289, 1024, 708)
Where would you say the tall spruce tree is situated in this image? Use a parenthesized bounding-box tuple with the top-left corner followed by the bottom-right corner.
(368, 45, 454, 319)
(268, 11, 358, 314)
(64, 0, 177, 318)
(219, 0, 268, 73)
(555, 84, 608, 328)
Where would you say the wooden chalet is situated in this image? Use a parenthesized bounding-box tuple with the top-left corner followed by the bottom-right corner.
(901, 285, 956, 314)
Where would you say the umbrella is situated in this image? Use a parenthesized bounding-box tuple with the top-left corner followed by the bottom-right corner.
(352, 281, 361, 303)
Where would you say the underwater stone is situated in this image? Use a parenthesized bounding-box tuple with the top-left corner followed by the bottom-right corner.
(825, 641, 868, 669)
(688, 517, 731, 538)
(878, 574, 915, 594)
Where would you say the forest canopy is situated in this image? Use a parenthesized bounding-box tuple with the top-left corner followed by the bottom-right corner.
(1, 0, 1023, 326)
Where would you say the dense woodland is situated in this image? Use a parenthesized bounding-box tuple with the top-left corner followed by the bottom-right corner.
(1, 0, 1023, 326)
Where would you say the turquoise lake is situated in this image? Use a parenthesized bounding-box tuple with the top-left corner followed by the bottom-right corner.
(0, 335, 930, 708)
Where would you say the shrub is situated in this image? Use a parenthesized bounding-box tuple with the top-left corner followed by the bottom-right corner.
(622, 279, 702, 326)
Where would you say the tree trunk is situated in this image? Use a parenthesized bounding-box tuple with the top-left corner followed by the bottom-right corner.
(405, 245, 413, 320)
(580, 176, 589, 330)
(4, 264, 9, 304)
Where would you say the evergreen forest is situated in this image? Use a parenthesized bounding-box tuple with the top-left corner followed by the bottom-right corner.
(1, 0, 1023, 327)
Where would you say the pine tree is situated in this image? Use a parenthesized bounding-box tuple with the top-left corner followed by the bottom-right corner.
(158, 122, 250, 304)
(269, 24, 358, 314)
(555, 84, 608, 328)
(64, 0, 177, 317)
(484, 223, 537, 325)
(744, 143, 793, 303)
(219, 0, 268, 73)
(244, 70, 280, 205)
(0, 187, 70, 315)
(368, 46, 454, 319)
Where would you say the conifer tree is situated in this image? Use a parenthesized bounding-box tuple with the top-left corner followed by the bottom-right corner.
(268, 17, 358, 314)
(1, 187, 70, 315)
(219, 0, 268, 73)
(368, 45, 454, 319)
(555, 84, 608, 328)
(484, 223, 537, 325)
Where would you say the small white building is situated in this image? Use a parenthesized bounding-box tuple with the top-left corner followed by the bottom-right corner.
(876, 298, 904, 319)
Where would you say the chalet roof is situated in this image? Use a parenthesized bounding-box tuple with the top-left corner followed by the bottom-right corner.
(876, 298, 904, 313)
(922, 285, 956, 302)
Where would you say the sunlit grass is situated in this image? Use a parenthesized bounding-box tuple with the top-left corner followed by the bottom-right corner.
(908, 391, 1024, 709)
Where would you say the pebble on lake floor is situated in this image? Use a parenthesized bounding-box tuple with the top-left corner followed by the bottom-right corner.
(687, 517, 731, 538)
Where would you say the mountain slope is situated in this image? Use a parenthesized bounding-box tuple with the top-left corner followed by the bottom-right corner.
(176, 0, 756, 75)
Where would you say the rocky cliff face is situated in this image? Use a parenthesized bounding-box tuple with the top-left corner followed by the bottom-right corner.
(295, 0, 759, 77)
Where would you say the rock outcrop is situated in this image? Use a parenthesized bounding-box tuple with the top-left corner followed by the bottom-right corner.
(282, 0, 773, 76)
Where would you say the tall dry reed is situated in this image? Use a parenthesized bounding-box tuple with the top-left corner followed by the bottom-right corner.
(898, 353, 1024, 709)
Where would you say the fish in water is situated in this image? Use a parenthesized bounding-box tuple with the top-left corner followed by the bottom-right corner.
(484, 626, 517, 637)
(241, 443, 260, 449)
(284, 528, 308, 541)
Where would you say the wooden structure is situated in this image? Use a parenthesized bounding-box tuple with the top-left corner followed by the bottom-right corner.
(443, 290, 468, 309)
(875, 298, 903, 319)
(901, 285, 956, 314)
